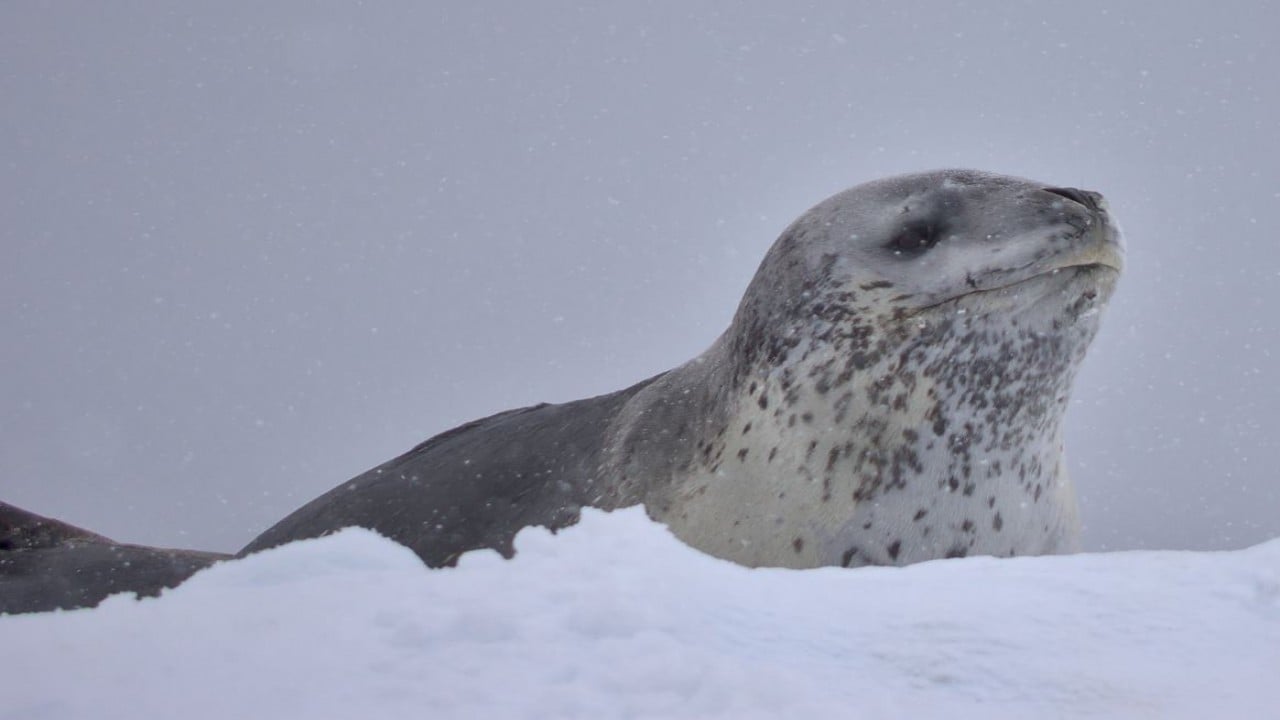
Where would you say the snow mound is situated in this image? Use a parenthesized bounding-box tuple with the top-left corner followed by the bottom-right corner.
(2, 507, 1277, 720)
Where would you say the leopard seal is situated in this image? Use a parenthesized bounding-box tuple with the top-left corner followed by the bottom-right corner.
(610, 172, 1122, 566)
(1, 169, 1121, 613)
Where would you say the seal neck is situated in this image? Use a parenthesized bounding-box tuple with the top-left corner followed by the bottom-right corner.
(613, 298, 1094, 567)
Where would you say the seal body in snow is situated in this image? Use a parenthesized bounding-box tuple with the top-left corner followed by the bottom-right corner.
(2, 169, 1122, 613)
(245, 169, 1122, 567)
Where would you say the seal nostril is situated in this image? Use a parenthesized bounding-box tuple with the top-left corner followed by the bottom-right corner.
(1044, 186, 1097, 211)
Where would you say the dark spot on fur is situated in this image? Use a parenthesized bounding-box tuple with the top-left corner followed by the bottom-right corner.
(961, 519, 974, 532)
(737, 448, 749, 462)
(912, 508, 928, 521)
(945, 546, 968, 559)
(792, 537, 804, 553)
(741, 422, 752, 435)
(886, 540, 902, 561)
(993, 512, 1004, 531)
(932, 415, 948, 437)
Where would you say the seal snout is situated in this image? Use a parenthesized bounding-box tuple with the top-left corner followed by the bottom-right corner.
(1043, 186, 1102, 212)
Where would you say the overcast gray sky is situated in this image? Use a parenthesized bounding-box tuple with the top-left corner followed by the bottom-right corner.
(3, 2, 1277, 554)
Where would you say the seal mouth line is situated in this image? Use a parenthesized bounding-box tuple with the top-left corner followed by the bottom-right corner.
(908, 261, 1117, 316)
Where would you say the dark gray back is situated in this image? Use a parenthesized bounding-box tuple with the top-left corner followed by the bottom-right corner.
(0, 502, 227, 614)
(240, 375, 661, 565)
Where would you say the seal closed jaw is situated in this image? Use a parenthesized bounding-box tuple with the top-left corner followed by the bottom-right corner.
(899, 199, 1123, 316)
(953, 190, 1122, 307)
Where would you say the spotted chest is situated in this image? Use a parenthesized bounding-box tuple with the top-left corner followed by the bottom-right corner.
(648, 299, 1093, 569)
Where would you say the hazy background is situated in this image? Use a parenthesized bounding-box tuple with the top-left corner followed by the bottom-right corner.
(3, 2, 1277, 554)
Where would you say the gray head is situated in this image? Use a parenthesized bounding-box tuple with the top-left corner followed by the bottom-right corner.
(640, 169, 1123, 568)
(728, 169, 1123, 380)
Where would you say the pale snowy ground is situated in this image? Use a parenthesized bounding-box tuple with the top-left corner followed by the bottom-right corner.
(2, 508, 1277, 720)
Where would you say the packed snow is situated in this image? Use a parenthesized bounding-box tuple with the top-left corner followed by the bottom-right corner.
(2, 507, 1277, 720)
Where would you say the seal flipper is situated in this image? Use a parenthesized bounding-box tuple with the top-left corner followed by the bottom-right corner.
(0, 502, 229, 614)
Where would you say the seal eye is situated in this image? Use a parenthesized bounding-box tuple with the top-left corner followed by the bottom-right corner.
(887, 223, 939, 256)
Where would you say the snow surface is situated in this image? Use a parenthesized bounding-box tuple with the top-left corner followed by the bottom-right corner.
(2, 507, 1278, 720)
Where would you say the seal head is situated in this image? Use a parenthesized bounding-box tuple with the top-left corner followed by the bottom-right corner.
(609, 169, 1122, 567)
